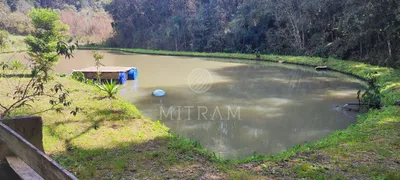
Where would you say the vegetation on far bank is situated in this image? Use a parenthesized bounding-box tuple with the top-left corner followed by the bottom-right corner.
(107, 0, 400, 67)
(2, 1, 400, 67)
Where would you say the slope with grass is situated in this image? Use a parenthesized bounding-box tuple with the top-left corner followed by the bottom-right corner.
(0, 34, 27, 53)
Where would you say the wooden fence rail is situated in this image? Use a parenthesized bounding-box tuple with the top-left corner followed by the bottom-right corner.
(0, 116, 77, 180)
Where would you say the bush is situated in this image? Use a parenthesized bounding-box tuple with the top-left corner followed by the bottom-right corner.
(8, 59, 25, 70)
(0, 30, 10, 51)
(71, 71, 86, 82)
(357, 73, 384, 109)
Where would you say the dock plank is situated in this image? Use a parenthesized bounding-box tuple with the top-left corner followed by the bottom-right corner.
(73, 66, 136, 73)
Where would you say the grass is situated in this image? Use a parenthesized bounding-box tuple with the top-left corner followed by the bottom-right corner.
(1, 46, 399, 179)
(0, 34, 27, 53)
(244, 106, 400, 179)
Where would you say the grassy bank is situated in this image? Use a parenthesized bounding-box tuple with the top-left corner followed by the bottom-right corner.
(79, 46, 400, 179)
(1, 75, 257, 179)
(0, 35, 27, 53)
(1, 46, 399, 179)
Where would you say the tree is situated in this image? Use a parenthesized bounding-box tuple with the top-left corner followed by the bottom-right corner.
(0, 8, 78, 118)
(226, 0, 274, 53)
(338, 0, 400, 66)
(93, 50, 104, 82)
(190, 2, 221, 52)
(60, 8, 113, 44)
(106, 0, 399, 67)
(24, 8, 74, 82)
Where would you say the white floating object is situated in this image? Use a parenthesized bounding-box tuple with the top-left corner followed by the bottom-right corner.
(153, 89, 166, 97)
(315, 66, 329, 71)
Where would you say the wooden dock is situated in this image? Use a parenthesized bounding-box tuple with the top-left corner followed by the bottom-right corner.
(73, 66, 138, 81)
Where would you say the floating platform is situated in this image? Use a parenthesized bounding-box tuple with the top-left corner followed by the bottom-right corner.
(315, 66, 329, 71)
(73, 66, 138, 84)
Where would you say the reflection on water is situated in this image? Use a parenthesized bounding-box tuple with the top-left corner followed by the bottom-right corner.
(0, 51, 365, 159)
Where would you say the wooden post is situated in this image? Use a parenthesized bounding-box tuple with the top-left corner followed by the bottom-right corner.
(0, 116, 44, 155)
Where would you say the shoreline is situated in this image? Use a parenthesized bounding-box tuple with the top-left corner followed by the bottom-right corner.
(79, 46, 382, 82)
(2, 46, 399, 178)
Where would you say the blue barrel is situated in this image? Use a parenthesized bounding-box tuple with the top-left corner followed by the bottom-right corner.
(119, 72, 127, 84)
(128, 68, 138, 80)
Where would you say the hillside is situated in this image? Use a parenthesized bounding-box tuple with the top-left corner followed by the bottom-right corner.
(1, 0, 399, 67)
(0, 0, 112, 44)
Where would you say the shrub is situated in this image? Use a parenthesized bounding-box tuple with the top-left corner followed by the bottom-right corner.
(0, 30, 9, 51)
(96, 80, 123, 98)
(356, 73, 384, 109)
(71, 71, 86, 82)
(8, 59, 25, 70)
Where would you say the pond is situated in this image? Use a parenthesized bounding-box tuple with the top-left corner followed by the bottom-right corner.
(1, 50, 365, 159)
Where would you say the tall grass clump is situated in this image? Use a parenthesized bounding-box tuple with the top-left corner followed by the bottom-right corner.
(96, 80, 123, 98)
